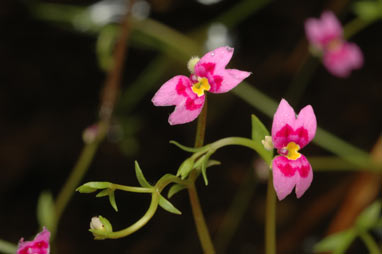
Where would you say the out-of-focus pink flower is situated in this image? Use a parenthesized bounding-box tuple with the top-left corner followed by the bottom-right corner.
(17, 228, 50, 254)
(305, 11, 363, 77)
(152, 46, 250, 125)
(271, 99, 317, 200)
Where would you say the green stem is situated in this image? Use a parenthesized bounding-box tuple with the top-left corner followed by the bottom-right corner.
(188, 171, 215, 254)
(53, 122, 107, 236)
(359, 230, 381, 254)
(188, 97, 215, 253)
(111, 184, 153, 193)
(265, 175, 276, 254)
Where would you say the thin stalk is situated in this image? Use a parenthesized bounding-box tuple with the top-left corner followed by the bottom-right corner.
(188, 98, 215, 253)
(188, 171, 215, 254)
(265, 175, 276, 254)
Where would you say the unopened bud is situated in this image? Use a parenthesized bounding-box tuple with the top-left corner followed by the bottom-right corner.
(90, 216, 104, 231)
(82, 124, 99, 144)
(261, 136, 274, 151)
(187, 56, 200, 74)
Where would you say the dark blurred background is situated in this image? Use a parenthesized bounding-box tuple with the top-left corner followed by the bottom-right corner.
(0, 0, 381, 253)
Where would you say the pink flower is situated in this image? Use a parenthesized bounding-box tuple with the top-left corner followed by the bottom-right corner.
(17, 228, 50, 254)
(305, 11, 363, 77)
(271, 99, 317, 200)
(152, 46, 250, 125)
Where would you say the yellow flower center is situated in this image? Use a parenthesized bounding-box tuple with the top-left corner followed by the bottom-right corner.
(285, 141, 301, 160)
(192, 77, 211, 97)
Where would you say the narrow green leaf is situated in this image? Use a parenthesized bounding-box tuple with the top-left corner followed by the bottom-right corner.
(76, 182, 112, 193)
(251, 114, 273, 164)
(313, 229, 357, 253)
(170, 140, 208, 153)
(206, 159, 221, 167)
(168, 184, 186, 199)
(356, 200, 381, 230)
(201, 160, 209, 186)
(37, 191, 55, 230)
(96, 189, 111, 197)
(0, 239, 17, 254)
(134, 161, 151, 187)
(159, 195, 182, 215)
(108, 191, 118, 212)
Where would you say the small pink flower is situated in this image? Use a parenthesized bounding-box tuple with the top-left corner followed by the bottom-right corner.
(305, 11, 363, 77)
(17, 228, 50, 254)
(152, 46, 250, 125)
(271, 99, 317, 200)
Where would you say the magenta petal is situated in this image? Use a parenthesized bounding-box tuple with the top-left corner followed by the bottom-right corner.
(17, 228, 50, 254)
(271, 99, 297, 149)
(212, 69, 251, 93)
(152, 75, 193, 106)
(295, 104, 317, 147)
(323, 42, 363, 78)
(197, 46, 234, 72)
(294, 155, 313, 198)
(305, 11, 343, 48)
(272, 156, 297, 200)
(168, 96, 205, 125)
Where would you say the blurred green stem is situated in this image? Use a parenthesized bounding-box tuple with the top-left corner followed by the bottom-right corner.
(359, 230, 381, 254)
(0, 239, 17, 254)
(265, 175, 276, 254)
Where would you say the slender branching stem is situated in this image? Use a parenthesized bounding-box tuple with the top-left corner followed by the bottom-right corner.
(265, 175, 276, 254)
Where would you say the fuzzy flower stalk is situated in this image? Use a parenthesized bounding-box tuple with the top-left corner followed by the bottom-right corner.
(271, 99, 317, 200)
(305, 11, 363, 77)
(17, 228, 50, 254)
(152, 46, 251, 125)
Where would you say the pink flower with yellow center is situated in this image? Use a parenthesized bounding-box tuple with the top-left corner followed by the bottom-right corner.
(17, 228, 50, 254)
(271, 99, 317, 200)
(152, 46, 251, 125)
(305, 11, 363, 77)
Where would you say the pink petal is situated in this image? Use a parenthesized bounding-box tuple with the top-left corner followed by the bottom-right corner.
(17, 228, 50, 254)
(305, 11, 343, 48)
(152, 75, 194, 106)
(272, 156, 298, 200)
(195, 46, 250, 93)
(294, 155, 313, 198)
(272, 99, 316, 149)
(168, 96, 205, 125)
(272, 155, 313, 200)
(323, 42, 363, 78)
(295, 104, 317, 147)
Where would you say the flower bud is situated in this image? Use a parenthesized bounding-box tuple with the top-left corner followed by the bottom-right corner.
(261, 136, 274, 151)
(187, 56, 200, 74)
(90, 216, 104, 231)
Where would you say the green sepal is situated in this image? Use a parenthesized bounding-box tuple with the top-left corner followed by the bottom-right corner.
(96, 189, 111, 197)
(135, 161, 151, 187)
(159, 195, 182, 215)
(356, 200, 381, 230)
(313, 229, 356, 253)
(353, 1, 382, 21)
(251, 114, 273, 165)
(177, 158, 195, 179)
(76, 182, 112, 193)
(168, 183, 187, 199)
(200, 159, 221, 186)
(170, 140, 208, 153)
(37, 191, 55, 231)
(108, 190, 118, 212)
(89, 216, 113, 240)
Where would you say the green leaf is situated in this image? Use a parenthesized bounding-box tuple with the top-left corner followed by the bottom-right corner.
(356, 200, 381, 230)
(37, 191, 55, 230)
(168, 183, 187, 199)
(313, 229, 357, 253)
(177, 158, 195, 179)
(108, 191, 118, 212)
(135, 161, 151, 187)
(159, 195, 182, 215)
(354, 1, 382, 21)
(96, 189, 111, 198)
(170, 140, 208, 153)
(0, 239, 17, 254)
(251, 114, 273, 165)
(76, 182, 112, 193)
